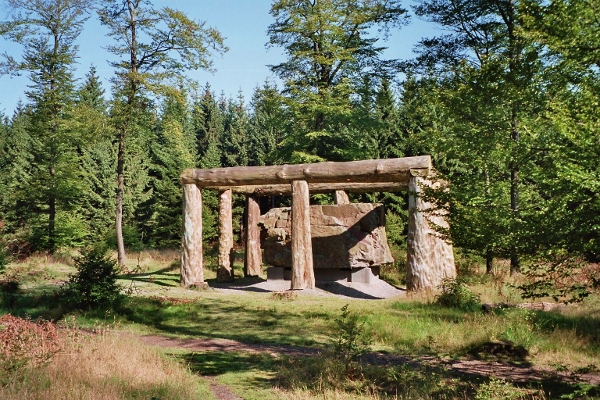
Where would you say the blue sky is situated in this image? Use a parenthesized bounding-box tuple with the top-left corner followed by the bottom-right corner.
(0, 0, 434, 116)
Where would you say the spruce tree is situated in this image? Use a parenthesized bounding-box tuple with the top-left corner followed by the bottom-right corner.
(144, 90, 196, 248)
(0, 0, 91, 252)
(248, 81, 289, 166)
(267, 0, 409, 163)
(73, 67, 115, 243)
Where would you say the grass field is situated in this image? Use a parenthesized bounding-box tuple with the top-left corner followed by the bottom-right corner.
(1, 249, 599, 399)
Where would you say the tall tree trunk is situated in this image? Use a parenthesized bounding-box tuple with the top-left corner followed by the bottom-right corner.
(116, 127, 127, 267)
(506, 0, 521, 276)
(48, 193, 56, 254)
(115, 0, 138, 268)
(486, 248, 493, 274)
(510, 108, 520, 276)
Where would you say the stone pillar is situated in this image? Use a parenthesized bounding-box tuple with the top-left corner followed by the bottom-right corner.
(291, 180, 315, 289)
(181, 183, 204, 287)
(217, 189, 235, 282)
(406, 175, 456, 292)
(334, 190, 350, 205)
(244, 195, 262, 277)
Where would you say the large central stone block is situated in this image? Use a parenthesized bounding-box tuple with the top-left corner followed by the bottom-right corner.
(259, 203, 394, 269)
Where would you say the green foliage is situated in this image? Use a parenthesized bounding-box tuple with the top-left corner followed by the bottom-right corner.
(99, 0, 227, 265)
(60, 246, 124, 310)
(268, 0, 409, 162)
(0, 0, 91, 254)
(436, 279, 481, 311)
(0, 245, 8, 275)
(248, 81, 288, 165)
(105, 226, 144, 253)
(276, 304, 376, 395)
(474, 378, 529, 400)
(333, 304, 371, 376)
(516, 253, 592, 304)
(143, 89, 196, 248)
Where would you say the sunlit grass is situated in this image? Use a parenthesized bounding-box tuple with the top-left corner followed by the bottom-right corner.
(2, 249, 600, 399)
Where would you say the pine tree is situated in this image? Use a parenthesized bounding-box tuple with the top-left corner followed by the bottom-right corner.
(191, 85, 225, 242)
(192, 85, 223, 169)
(248, 81, 289, 166)
(0, 105, 34, 245)
(222, 92, 250, 167)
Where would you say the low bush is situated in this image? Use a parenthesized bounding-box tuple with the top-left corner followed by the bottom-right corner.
(0, 314, 61, 385)
(436, 278, 481, 311)
(60, 245, 123, 310)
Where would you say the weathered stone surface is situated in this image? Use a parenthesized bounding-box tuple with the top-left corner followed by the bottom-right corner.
(260, 203, 394, 269)
(406, 176, 456, 292)
(291, 180, 315, 289)
(217, 189, 234, 282)
(181, 184, 204, 287)
(245, 195, 263, 277)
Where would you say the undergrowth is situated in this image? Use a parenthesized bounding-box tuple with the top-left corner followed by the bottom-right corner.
(436, 278, 481, 311)
(0, 315, 211, 399)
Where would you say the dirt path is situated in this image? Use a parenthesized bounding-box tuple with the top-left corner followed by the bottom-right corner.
(137, 334, 600, 389)
(203, 376, 243, 400)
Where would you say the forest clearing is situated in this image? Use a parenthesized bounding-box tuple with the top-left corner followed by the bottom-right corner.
(1, 0, 599, 398)
(1, 249, 599, 399)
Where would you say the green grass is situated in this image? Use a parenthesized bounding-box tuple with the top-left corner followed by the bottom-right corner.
(2, 251, 600, 399)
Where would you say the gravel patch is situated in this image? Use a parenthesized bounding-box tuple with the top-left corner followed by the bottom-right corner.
(212, 278, 406, 299)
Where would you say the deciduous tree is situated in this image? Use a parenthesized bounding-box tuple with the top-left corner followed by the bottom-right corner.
(98, 0, 227, 266)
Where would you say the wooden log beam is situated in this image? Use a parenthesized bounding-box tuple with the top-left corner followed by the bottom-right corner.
(217, 189, 234, 282)
(291, 180, 315, 290)
(181, 156, 431, 187)
(204, 182, 409, 196)
(181, 184, 204, 287)
(244, 195, 263, 277)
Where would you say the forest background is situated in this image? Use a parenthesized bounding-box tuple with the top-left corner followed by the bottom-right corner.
(0, 0, 598, 300)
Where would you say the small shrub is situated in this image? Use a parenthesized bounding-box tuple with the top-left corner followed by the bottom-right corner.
(0, 247, 8, 275)
(474, 377, 531, 400)
(333, 304, 371, 376)
(436, 278, 481, 311)
(0, 314, 61, 385)
(276, 304, 373, 394)
(60, 245, 124, 310)
(271, 290, 296, 300)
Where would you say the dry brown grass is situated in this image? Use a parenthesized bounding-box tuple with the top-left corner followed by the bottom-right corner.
(0, 316, 212, 400)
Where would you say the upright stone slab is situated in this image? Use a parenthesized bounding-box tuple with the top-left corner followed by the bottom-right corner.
(406, 175, 456, 292)
(335, 190, 350, 205)
(217, 189, 234, 282)
(245, 195, 263, 277)
(181, 184, 204, 287)
(291, 180, 315, 289)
